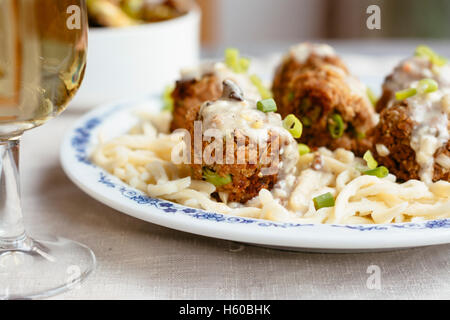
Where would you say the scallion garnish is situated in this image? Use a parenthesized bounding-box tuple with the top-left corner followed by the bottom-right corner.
(327, 113, 344, 139)
(298, 143, 310, 156)
(313, 192, 335, 210)
(418, 78, 438, 94)
(395, 88, 417, 100)
(162, 84, 174, 112)
(363, 150, 378, 170)
(366, 87, 378, 107)
(300, 98, 312, 110)
(225, 48, 250, 73)
(239, 57, 250, 73)
(225, 48, 240, 72)
(257, 98, 277, 113)
(363, 166, 389, 178)
(250, 74, 273, 100)
(356, 131, 366, 140)
(301, 116, 312, 127)
(287, 91, 295, 102)
(310, 106, 321, 121)
(283, 114, 303, 139)
(415, 45, 447, 67)
(202, 168, 232, 187)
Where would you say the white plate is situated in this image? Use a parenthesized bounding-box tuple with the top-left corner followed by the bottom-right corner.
(60, 86, 450, 254)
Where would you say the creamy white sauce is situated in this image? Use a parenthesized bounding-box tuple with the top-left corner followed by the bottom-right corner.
(385, 56, 450, 105)
(406, 84, 450, 183)
(376, 144, 390, 157)
(436, 153, 450, 169)
(289, 43, 336, 63)
(198, 96, 299, 202)
(180, 62, 262, 102)
(199, 99, 283, 142)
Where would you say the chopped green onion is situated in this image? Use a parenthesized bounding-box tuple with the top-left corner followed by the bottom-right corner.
(415, 45, 447, 66)
(162, 85, 174, 112)
(224, 48, 250, 73)
(202, 168, 232, 187)
(418, 78, 438, 94)
(366, 87, 378, 107)
(434, 55, 448, 67)
(313, 192, 335, 210)
(363, 166, 389, 178)
(327, 113, 344, 139)
(250, 74, 273, 99)
(257, 98, 277, 113)
(310, 106, 321, 121)
(363, 150, 378, 170)
(356, 131, 366, 140)
(287, 91, 295, 102)
(225, 48, 240, 72)
(395, 88, 417, 100)
(283, 114, 303, 139)
(239, 57, 251, 73)
(415, 45, 434, 59)
(298, 143, 310, 156)
(301, 116, 312, 127)
(300, 98, 312, 110)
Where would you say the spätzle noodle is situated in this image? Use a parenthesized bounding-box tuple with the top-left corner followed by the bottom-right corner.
(92, 111, 450, 225)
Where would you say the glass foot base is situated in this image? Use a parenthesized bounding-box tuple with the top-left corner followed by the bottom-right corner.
(0, 236, 95, 300)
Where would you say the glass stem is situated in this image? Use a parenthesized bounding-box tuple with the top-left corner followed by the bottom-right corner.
(0, 138, 26, 249)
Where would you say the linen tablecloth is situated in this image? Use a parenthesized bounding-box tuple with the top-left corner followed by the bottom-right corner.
(21, 96, 450, 301)
(20, 40, 450, 299)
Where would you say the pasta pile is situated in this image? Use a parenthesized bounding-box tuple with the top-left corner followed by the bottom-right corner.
(92, 111, 450, 225)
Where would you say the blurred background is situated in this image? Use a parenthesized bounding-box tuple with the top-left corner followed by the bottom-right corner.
(197, 0, 450, 56)
(77, 0, 450, 105)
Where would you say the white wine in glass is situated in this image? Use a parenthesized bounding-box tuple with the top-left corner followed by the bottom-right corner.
(0, 0, 95, 299)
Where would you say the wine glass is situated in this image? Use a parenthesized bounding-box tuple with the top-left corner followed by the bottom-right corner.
(0, 0, 95, 299)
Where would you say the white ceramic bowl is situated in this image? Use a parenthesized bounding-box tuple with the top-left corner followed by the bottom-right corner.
(71, 7, 200, 107)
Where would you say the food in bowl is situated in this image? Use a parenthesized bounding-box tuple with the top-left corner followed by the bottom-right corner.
(87, 0, 190, 27)
(91, 44, 450, 225)
(73, 0, 200, 106)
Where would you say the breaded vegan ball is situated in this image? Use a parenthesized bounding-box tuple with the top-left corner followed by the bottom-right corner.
(170, 74, 222, 133)
(272, 43, 377, 156)
(189, 80, 299, 203)
(170, 49, 263, 133)
(372, 81, 450, 183)
(376, 46, 450, 113)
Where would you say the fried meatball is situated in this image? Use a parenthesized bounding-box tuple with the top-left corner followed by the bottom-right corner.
(170, 61, 261, 132)
(191, 130, 281, 203)
(376, 55, 450, 112)
(372, 90, 450, 183)
(170, 74, 222, 133)
(272, 43, 377, 156)
(188, 80, 298, 203)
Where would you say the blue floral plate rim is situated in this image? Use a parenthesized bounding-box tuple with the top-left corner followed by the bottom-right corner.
(60, 95, 450, 251)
